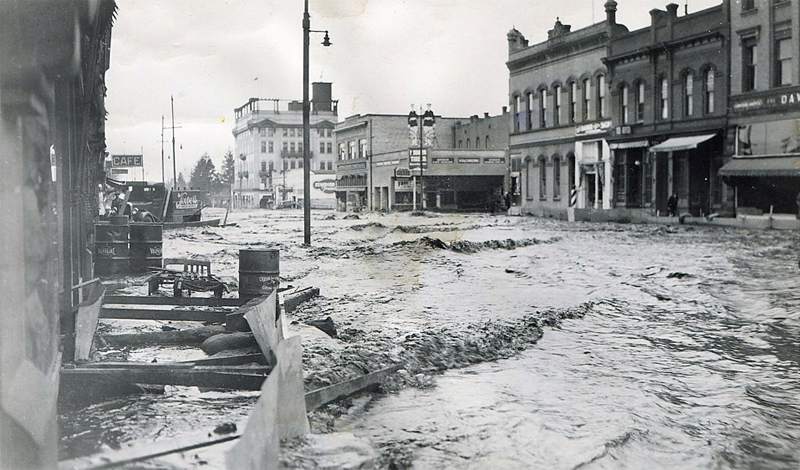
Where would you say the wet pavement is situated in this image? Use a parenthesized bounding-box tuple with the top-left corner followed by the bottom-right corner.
(59, 209, 800, 469)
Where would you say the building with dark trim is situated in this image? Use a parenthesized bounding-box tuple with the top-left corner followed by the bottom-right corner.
(605, 2, 730, 218)
(719, 0, 800, 215)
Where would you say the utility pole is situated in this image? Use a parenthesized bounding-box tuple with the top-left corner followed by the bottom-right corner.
(171, 96, 177, 189)
(161, 115, 165, 184)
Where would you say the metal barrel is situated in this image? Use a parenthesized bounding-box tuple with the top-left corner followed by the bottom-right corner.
(238, 249, 280, 298)
(129, 223, 163, 273)
(109, 215, 129, 226)
(94, 223, 130, 276)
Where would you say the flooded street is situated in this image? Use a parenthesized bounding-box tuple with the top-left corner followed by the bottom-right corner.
(59, 209, 800, 469)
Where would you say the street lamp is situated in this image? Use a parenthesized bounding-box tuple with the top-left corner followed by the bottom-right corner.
(303, 0, 331, 246)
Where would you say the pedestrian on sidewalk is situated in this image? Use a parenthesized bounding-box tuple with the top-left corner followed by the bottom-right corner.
(667, 193, 678, 217)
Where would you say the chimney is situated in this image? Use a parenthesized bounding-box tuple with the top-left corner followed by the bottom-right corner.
(666, 3, 678, 39)
(650, 9, 663, 43)
(502, 106, 508, 114)
(605, 0, 617, 26)
(484, 112, 490, 118)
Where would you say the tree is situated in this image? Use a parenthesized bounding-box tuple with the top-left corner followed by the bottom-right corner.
(177, 172, 187, 189)
(188, 153, 218, 192)
(220, 149, 235, 187)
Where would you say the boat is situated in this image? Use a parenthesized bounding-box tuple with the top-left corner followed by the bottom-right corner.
(104, 178, 220, 228)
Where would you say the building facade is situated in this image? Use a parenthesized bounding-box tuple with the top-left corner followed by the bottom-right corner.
(719, 0, 800, 215)
(231, 82, 338, 209)
(507, 3, 629, 219)
(335, 110, 509, 212)
(606, 2, 730, 217)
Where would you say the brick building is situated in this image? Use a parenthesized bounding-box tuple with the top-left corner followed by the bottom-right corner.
(507, 2, 628, 219)
(231, 83, 337, 209)
(335, 109, 509, 212)
(606, 2, 730, 217)
(719, 0, 800, 215)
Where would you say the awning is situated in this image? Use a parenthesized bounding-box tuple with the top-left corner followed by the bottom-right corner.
(649, 133, 716, 152)
(609, 140, 649, 150)
(719, 154, 800, 177)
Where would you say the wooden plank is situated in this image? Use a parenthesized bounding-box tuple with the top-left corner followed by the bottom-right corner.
(178, 353, 268, 366)
(305, 364, 404, 411)
(104, 295, 247, 307)
(60, 368, 268, 390)
(100, 307, 227, 322)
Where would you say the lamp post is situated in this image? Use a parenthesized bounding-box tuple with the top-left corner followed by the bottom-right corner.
(408, 104, 433, 211)
(303, 0, 331, 245)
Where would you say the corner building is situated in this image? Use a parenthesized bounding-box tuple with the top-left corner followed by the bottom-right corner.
(507, 2, 628, 220)
(231, 82, 338, 209)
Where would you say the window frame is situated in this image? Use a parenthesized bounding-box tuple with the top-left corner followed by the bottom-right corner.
(636, 81, 645, 122)
(774, 36, 792, 87)
(704, 69, 716, 114)
(621, 84, 630, 124)
(660, 77, 669, 120)
(582, 78, 591, 121)
(597, 75, 606, 119)
(554, 85, 562, 126)
(553, 156, 561, 200)
(684, 72, 694, 117)
(743, 40, 758, 92)
(569, 82, 577, 124)
(539, 88, 547, 128)
(538, 156, 547, 200)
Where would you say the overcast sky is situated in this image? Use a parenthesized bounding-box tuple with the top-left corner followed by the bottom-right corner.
(105, 0, 722, 182)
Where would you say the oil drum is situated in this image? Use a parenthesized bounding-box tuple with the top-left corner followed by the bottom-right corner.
(94, 222, 130, 276)
(238, 249, 280, 298)
(129, 223, 163, 273)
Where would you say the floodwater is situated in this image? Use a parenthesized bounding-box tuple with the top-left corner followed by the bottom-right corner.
(59, 209, 800, 469)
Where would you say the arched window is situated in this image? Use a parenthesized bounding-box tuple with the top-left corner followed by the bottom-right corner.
(621, 84, 630, 124)
(485, 136, 490, 148)
(539, 88, 547, 128)
(660, 77, 669, 120)
(554, 85, 562, 126)
(539, 156, 547, 199)
(704, 68, 715, 114)
(569, 81, 578, 123)
(636, 81, 645, 122)
(553, 156, 561, 199)
(526, 158, 534, 200)
(597, 75, 606, 119)
(526, 92, 534, 130)
(684, 72, 694, 117)
(475, 137, 480, 148)
(466, 139, 471, 149)
(513, 95, 521, 132)
(582, 78, 591, 121)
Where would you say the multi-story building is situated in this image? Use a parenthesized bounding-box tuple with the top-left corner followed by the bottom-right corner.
(507, 2, 628, 219)
(606, 2, 730, 217)
(334, 109, 509, 212)
(719, 0, 800, 215)
(231, 82, 338, 209)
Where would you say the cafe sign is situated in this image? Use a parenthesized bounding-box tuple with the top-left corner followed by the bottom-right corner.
(111, 154, 143, 167)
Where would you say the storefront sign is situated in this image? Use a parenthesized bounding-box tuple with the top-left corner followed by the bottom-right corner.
(375, 160, 401, 167)
(175, 192, 199, 210)
(432, 158, 454, 164)
(483, 157, 506, 164)
(458, 157, 480, 164)
(313, 179, 336, 193)
(731, 87, 800, 113)
(337, 162, 366, 170)
(575, 120, 611, 136)
(112, 154, 143, 167)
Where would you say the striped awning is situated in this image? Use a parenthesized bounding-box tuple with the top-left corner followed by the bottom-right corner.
(649, 133, 716, 152)
(719, 154, 800, 177)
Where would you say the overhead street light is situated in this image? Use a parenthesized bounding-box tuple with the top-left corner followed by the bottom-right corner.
(303, 0, 331, 246)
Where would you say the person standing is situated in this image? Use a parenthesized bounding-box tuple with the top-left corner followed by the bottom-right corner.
(667, 193, 678, 217)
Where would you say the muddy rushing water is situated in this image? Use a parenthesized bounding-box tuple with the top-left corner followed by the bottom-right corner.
(59, 210, 800, 469)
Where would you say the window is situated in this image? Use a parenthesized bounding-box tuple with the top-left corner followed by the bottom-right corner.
(283, 141, 288, 152)
(743, 40, 757, 92)
(261, 161, 267, 172)
(320, 161, 325, 170)
(526, 93, 534, 130)
(476, 137, 480, 148)
(268, 141, 274, 153)
(742, 0, 755, 11)
(298, 129, 303, 137)
(553, 156, 561, 199)
(466, 139, 471, 149)
(318, 129, 324, 137)
(283, 160, 288, 170)
(290, 160, 296, 169)
(327, 142, 332, 154)
(298, 160, 303, 169)
(320, 142, 325, 154)
(268, 161, 274, 171)
(327, 161, 333, 170)
(684, 72, 694, 117)
(348, 141, 356, 159)
(458, 140, 463, 148)
(298, 142, 303, 153)
(259, 128, 266, 137)
(268, 128, 275, 137)
(338, 143, 346, 160)
(539, 157, 547, 199)
(775, 37, 792, 87)
(597, 75, 606, 119)
(261, 142, 266, 153)
(582, 79, 591, 121)
(636, 81, 645, 122)
(282, 128, 288, 137)
(621, 84, 630, 124)
(290, 129, 295, 137)
(290, 142, 295, 153)
(660, 77, 669, 120)
(513, 95, 521, 132)
(485, 136, 490, 148)
(539, 88, 547, 128)
(554, 86, 561, 126)
(569, 82, 578, 123)
(327, 129, 332, 138)
(359, 138, 367, 158)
